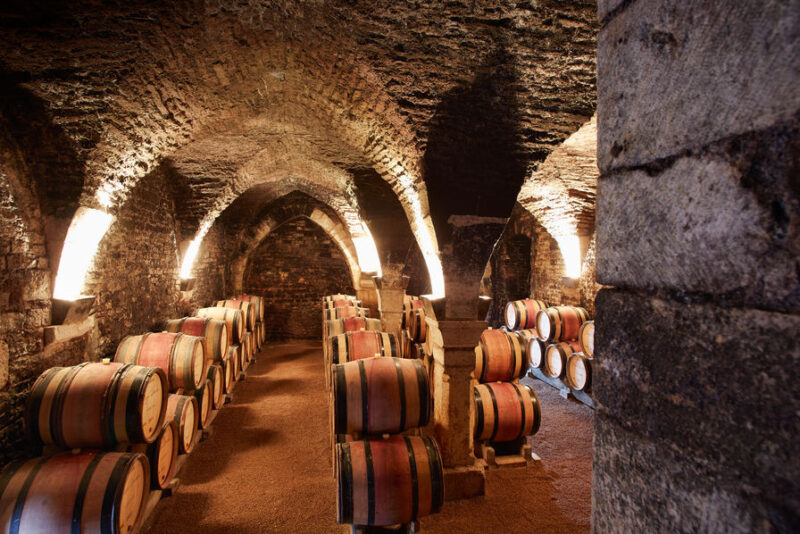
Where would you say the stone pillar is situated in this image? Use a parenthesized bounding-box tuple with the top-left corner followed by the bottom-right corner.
(595, 2, 800, 531)
(373, 263, 408, 343)
(423, 298, 488, 500)
(355, 273, 379, 319)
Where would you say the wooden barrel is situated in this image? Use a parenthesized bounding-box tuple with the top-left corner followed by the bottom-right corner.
(223, 346, 239, 393)
(579, 320, 594, 358)
(504, 299, 548, 331)
(513, 329, 538, 355)
(227, 345, 241, 382)
(330, 331, 398, 365)
(165, 317, 228, 364)
(336, 435, 443, 526)
(402, 297, 423, 329)
(333, 357, 431, 435)
(325, 317, 382, 338)
(193, 379, 212, 430)
(474, 382, 541, 442)
(235, 294, 265, 324)
(323, 294, 359, 308)
(323, 306, 369, 321)
(566, 352, 593, 391)
(474, 329, 527, 383)
(241, 331, 252, 366)
(536, 306, 590, 343)
(118, 420, 178, 490)
(216, 299, 256, 332)
(207, 364, 224, 409)
(0, 451, 148, 534)
(195, 307, 244, 345)
(527, 337, 547, 369)
(165, 394, 197, 454)
(409, 308, 427, 343)
(26, 362, 167, 449)
(115, 332, 204, 392)
(544, 341, 581, 379)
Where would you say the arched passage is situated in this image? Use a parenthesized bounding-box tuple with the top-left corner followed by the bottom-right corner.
(244, 216, 355, 340)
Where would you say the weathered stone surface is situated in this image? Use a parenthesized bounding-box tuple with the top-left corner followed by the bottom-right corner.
(594, 289, 800, 528)
(596, 122, 800, 312)
(597, 0, 630, 22)
(0, 342, 8, 390)
(594, 417, 797, 533)
(597, 0, 800, 171)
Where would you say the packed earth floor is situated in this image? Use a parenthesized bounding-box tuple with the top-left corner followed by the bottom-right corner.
(146, 341, 593, 533)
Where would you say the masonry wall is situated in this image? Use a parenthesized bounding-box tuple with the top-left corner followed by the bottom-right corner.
(244, 218, 354, 340)
(593, 1, 800, 531)
(484, 204, 601, 326)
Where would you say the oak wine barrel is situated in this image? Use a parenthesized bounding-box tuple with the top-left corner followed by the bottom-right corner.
(409, 308, 427, 343)
(165, 394, 198, 454)
(527, 338, 546, 370)
(115, 332, 204, 392)
(330, 331, 398, 365)
(504, 299, 548, 331)
(333, 357, 431, 435)
(118, 420, 178, 490)
(474, 329, 527, 383)
(207, 364, 224, 409)
(325, 317, 382, 338)
(165, 317, 228, 364)
(536, 306, 590, 343)
(566, 352, 593, 391)
(26, 362, 167, 449)
(544, 340, 582, 379)
(402, 297, 423, 329)
(579, 320, 595, 358)
(192, 379, 212, 430)
(474, 382, 541, 442)
(215, 299, 256, 332)
(513, 329, 538, 355)
(227, 345, 242, 383)
(323, 306, 369, 322)
(195, 307, 244, 345)
(336, 435, 443, 526)
(0, 451, 148, 534)
(323, 298, 359, 311)
(235, 294, 265, 324)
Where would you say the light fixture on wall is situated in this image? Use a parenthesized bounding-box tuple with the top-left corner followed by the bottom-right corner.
(52, 207, 115, 301)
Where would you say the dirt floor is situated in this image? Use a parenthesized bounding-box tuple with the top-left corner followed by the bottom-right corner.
(146, 340, 593, 533)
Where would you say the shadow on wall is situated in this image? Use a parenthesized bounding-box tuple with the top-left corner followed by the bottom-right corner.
(423, 44, 528, 243)
(483, 233, 532, 327)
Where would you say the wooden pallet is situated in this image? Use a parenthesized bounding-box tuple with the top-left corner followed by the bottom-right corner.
(474, 437, 540, 469)
(528, 367, 594, 409)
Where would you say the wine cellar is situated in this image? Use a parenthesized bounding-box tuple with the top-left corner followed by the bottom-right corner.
(0, 1, 797, 533)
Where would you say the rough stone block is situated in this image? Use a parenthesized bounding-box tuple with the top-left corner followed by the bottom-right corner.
(597, 0, 800, 171)
(597, 0, 630, 22)
(593, 417, 798, 533)
(0, 342, 7, 390)
(594, 289, 800, 523)
(596, 122, 800, 312)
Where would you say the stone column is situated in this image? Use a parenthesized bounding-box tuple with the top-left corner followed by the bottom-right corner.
(355, 273, 379, 319)
(372, 263, 408, 343)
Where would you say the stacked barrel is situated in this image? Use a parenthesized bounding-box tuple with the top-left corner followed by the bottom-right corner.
(402, 295, 429, 362)
(331, 353, 443, 528)
(473, 325, 542, 447)
(505, 298, 594, 393)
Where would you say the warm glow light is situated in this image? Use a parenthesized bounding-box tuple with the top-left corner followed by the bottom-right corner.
(556, 235, 582, 278)
(53, 207, 114, 300)
(180, 221, 212, 279)
(353, 222, 382, 276)
(396, 173, 445, 298)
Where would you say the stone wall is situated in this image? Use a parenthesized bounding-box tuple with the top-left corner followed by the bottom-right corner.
(483, 204, 602, 326)
(243, 218, 354, 340)
(594, 1, 800, 531)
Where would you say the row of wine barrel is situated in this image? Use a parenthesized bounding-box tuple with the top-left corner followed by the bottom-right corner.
(505, 299, 590, 343)
(5, 295, 265, 533)
(402, 295, 427, 344)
